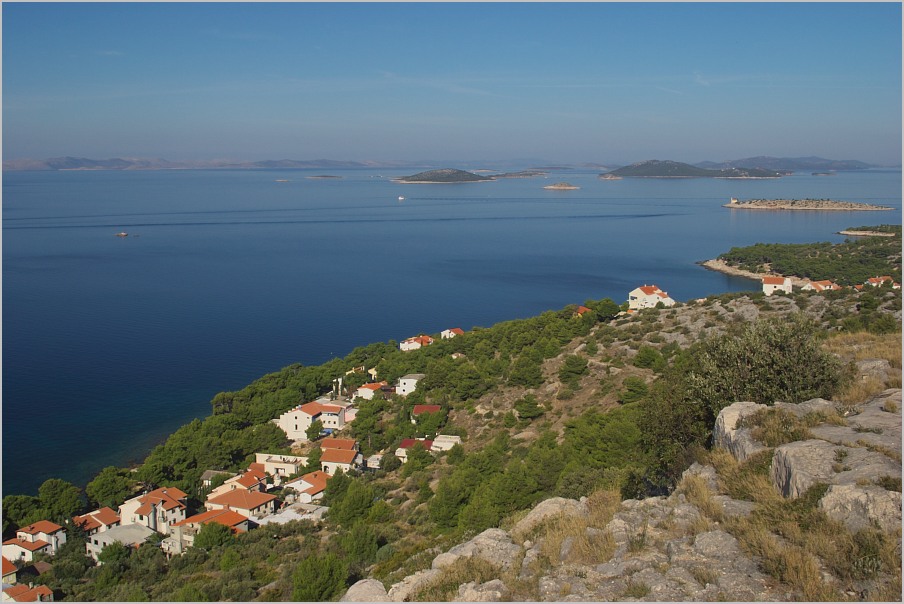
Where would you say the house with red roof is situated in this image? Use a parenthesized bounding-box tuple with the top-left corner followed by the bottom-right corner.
(72, 507, 121, 537)
(208, 468, 268, 500)
(394, 438, 434, 464)
(440, 328, 465, 339)
(162, 509, 250, 556)
(627, 285, 676, 310)
(573, 305, 593, 318)
(277, 401, 347, 441)
(865, 275, 901, 289)
(319, 437, 358, 451)
(801, 279, 842, 293)
(253, 453, 308, 484)
(410, 404, 442, 424)
(354, 381, 390, 401)
(284, 470, 331, 504)
(320, 448, 364, 475)
(400, 335, 434, 351)
(762, 276, 792, 296)
(205, 489, 277, 519)
(2, 557, 17, 585)
(118, 487, 187, 534)
(2, 522, 67, 563)
(2, 583, 53, 602)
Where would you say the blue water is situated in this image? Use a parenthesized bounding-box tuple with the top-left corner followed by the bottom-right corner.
(3, 168, 901, 496)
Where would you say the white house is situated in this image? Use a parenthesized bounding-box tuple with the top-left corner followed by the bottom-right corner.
(2, 557, 16, 585)
(395, 438, 434, 463)
(277, 401, 346, 441)
(440, 328, 464, 339)
(254, 453, 308, 484)
(627, 285, 676, 310)
(208, 468, 268, 500)
(430, 434, 462, 452)
(162, 509, 249, 556)
(320, 448, 363, 475)
(396, 374, 425, 397)
(205, 490, 278, 519)
(762, 276, 792, 296)
(801, 279, 842, 293)
(73, 508, 121, 538)
(1, 521, 67, 563)
(118, 487, 188, 534)
(284, 470, 330, 504)
(865, 275, 901, 289)
(85, 523, 155, 562)
(400, 335, 434, 351)
(354, 381, 389, 401)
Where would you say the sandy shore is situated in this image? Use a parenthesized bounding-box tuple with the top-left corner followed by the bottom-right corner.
(838, 230, 897, 237)
(700, 259, 809, 287)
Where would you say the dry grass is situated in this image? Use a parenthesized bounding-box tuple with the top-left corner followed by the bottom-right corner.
(676, 474, 724, 522)
(707, 449, 784, 506)
(823, 331, 902, 403)
(528, 488, 621, 570)
(410, 557, 500, 601)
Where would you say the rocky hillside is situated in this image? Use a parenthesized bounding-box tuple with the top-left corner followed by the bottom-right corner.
(343, 389, 901, 602)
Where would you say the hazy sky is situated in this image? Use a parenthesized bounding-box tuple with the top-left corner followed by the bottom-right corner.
(3, 1, 902, 165)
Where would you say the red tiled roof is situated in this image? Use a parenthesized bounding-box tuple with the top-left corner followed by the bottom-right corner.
(358, 381, 388, 391)
(321, 437, 357, 450)
(4, 583, 54, 602)
(2, 539, 50, 552)
(172, 508, 248, 529)
(2, 557, 16, 576)
(248, 462, 267, 474)
(404, 335, 434, 345)
(300, 471, 329, 494)
(575, 306, 591, 315)
(73, 507, 120, 532)
(17, 521, 63, 536)
(320, 448, 358, 464)
(207, 489, 276, 511)
(398, 438, 433, 450)
(447, 328, 465, 335)
(867, 276, 893, 285)
(638, 285, 661, 296)
(134, 486, 188, 516)
(300, 402, 344, 416)
(234, 473, 264, 489)
(412, 404, 442, 415)
(762, 276, 787, 285)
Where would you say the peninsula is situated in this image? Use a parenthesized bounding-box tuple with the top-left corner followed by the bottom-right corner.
(726, 198, 893, 211)
(394, 168, 495, 184)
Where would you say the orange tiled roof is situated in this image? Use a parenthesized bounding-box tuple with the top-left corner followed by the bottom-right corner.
(234, 473, 264, 489)
(17, 520, 63, 536)
(398, 438, 433, 450)
(73, 507, 120, 532)
(248, 462, 267, 474)
(320, 448, 358, 464)
(299, 402, 343, 416)
(321, 437, 357, 450)
(172, 508, 248, 529)
(2, 539, 50, 552)
(358, 381, 388, 391)
(447, 327, 465, 335)
(637, 285, 661, 295)
(2, 557, 16, 576)
(207, 489, 276, 511)
(762, 276, 787, 285)
(300, 470, 329, 494)
(134, 486, 187, 516)
(4, 583, 54, 602)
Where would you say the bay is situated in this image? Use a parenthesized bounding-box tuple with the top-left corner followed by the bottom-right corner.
(2, 168, 901, 496)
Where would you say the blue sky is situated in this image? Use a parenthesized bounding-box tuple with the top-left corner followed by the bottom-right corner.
(3, 2, 901, 164)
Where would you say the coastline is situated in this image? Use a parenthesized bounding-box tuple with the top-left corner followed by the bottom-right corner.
(838, 229, 897, 237)
(699, 258, 810, 287)
(724, 199, 892, 211)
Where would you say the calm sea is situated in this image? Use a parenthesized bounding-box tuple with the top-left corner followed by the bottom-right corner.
(3, 168, 901, 496)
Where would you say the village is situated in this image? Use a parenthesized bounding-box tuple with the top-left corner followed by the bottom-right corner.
(2, 275, 899, 602)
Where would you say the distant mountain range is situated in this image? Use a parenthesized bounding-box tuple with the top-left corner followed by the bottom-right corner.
(604, 160, 787, 179)
(1, 155, 888, 172)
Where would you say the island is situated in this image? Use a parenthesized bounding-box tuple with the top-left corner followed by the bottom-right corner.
(305, 175, 342, 179)
(598, 173, 623, 180)
(725, 198, 893, 211)
(394, 168, 495, 184)
(543, 182, 580, 190)
(600, 159, 787, 179)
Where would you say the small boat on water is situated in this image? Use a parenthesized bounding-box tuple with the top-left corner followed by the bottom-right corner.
(398, 196, 405, 201)
(115, 232, 128, 237)
(275, 179, 290, 182)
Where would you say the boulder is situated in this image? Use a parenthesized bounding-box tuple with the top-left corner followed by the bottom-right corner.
(819, 484, 902, 532)
(856, 359, 891, 383)
(438, 528, 522, 571)
(714, 401, 768, 461)
(771, 440, 900, 499)
(453, 579, 509, 602)
(341, 579, 390, 602)
(511, 497, 588, 538)
(387, 569, 441, 602)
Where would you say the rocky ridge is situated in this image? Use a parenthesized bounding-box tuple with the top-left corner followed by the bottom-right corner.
(343, 389, 901, 601)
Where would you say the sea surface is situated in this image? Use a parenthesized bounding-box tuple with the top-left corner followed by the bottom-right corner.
(3, 168, 901, 496)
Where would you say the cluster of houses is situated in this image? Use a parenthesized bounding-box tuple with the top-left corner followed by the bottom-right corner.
(399, 327, 463, 351)
(762, 274, 900, 296)
(1, 330, 472, 577)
